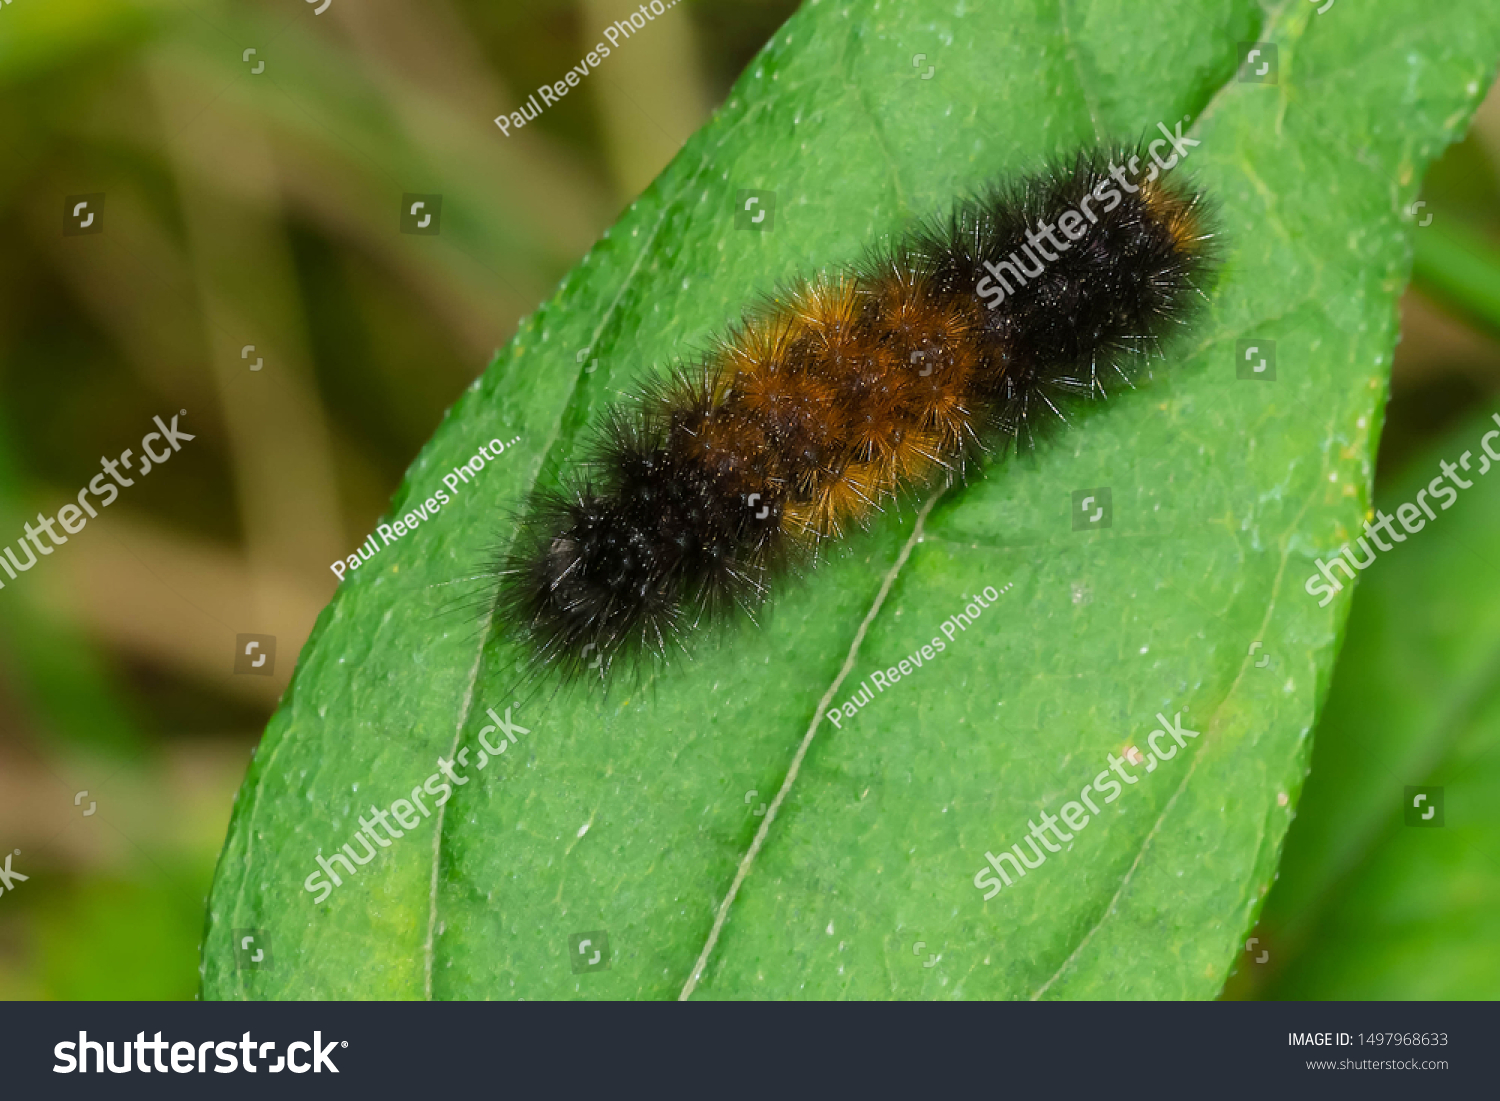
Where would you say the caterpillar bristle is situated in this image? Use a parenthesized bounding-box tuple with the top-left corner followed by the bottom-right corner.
(491, 142, 1220, 689)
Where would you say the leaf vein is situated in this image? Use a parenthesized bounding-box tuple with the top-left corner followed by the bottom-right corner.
(677, 489, 946, 999)
(1027, 454, 1321, 999)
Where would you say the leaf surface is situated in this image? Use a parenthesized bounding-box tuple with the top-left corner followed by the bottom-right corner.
(203, 0, 1500, 999)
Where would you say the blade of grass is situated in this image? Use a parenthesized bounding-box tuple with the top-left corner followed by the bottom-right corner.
(1412, 212, 1500, 338)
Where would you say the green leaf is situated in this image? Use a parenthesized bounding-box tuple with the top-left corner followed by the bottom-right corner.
(203, 0, 1500, 999)
(1231, 406, 1500, 999)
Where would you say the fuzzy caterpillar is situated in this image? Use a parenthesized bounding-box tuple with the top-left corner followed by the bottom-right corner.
(495, 146, 1217, 685)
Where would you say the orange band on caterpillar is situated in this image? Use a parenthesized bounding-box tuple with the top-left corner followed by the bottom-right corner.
(495, 146, 1218, 684)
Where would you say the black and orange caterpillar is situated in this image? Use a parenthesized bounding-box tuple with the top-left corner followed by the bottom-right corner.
(495, 146, 1216, 683)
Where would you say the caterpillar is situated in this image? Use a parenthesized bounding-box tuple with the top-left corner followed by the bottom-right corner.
(495, 145, 1217, 686)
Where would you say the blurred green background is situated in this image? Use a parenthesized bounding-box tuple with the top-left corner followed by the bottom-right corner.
(0, 0, 1495, 1000)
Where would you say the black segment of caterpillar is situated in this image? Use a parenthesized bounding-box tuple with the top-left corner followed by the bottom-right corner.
(492, 144, 1218, 687)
